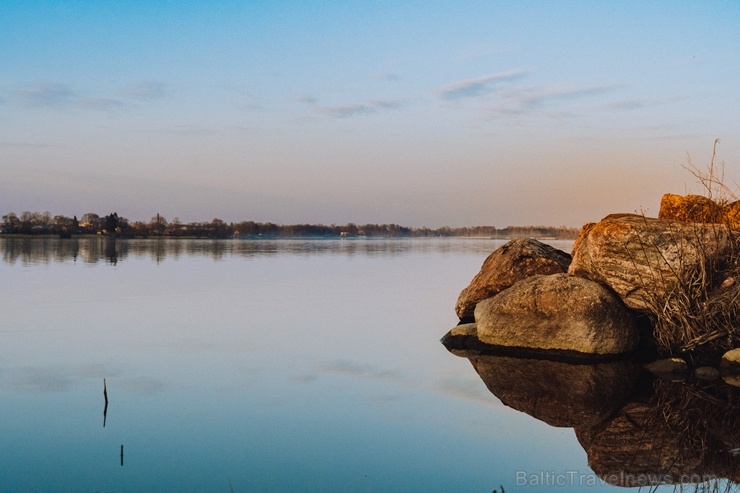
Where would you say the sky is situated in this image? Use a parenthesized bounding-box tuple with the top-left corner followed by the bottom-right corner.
(1, 1, 740, 228)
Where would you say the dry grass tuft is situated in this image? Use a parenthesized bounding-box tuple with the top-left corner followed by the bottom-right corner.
(683, 139, 738, 206)
(635, 141, 740, 354)
(643, 235, 740, 354)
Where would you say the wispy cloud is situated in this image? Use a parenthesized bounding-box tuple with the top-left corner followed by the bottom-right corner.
(1, 363, 113, 393)
(79, 97, 125, 110)
(516, 86, 615, 109)
(294, 94, 318, 104)
(606, 95, 687, 111)
(5, 80, 171, 111)
(313, 360, 400, 380)
(488, 85, 617, 119)
(317, 98, 407, 118)
(120, 81, 169, 101)
(374, 72, 402, 82)
(432, 376, 502, 407)
(2, 366, 74, 392)
(0, 141, 67, 149)
(13, 82, 77, 108)
(117, 375, 166, 396)
(608, 99, 646, 110)
(435, 69, 528, 100)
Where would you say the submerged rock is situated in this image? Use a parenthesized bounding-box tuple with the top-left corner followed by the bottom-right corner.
(644, 358, 688, 380)
(474, 273, 638, 355)
(448, 323, 477, 337)
(455, 237, 571, 320)
(568, 214, 734, 312)
(721, 349, 740, 386)
(724, 375, 740, 388)
(695, 366, 720, 380)
(722, 348, 740, 368)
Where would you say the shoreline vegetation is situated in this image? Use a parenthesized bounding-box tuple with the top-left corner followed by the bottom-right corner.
(0, 211, 579, 240)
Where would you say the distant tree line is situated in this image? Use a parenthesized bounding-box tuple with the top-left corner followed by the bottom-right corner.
(0, 211, 580, 239)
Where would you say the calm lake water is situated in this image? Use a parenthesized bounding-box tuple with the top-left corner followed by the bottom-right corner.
(0, 237, 734, 492)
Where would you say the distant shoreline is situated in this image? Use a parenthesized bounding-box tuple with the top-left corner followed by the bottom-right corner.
(0, 233, 576, 240)
(1, 211, 580, 240)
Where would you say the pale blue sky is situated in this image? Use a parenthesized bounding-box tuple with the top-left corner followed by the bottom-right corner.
(2, 1, 739, 227)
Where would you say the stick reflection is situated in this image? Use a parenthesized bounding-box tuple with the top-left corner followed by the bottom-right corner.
(103, 378, 108, 428)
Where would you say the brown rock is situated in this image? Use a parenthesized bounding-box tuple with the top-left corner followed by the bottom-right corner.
(449, 323, 477, 337)
(568, 214, 734, 312)
(475, 273, 638, 354)
(469, 355, 638, 427)
(658, 193, 724, 223)
(722, 200, 740, 227)
(659, 194, 740, 228)
(455, 238, 571, 319)
(439, 325, 487, 358)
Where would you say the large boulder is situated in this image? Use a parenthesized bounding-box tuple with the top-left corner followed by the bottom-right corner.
(568, 214, 735, 312)
(660, 193, 740, 228)
(455, 238, 571, 320)
(474, 273, 638, 355)
(468, 355, 638, 427)
(658, 193, 724, 223)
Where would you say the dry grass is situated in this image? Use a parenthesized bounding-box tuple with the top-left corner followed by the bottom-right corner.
(628, 218, 740, 354)
(683, 139, 738, 206)
(632, 141, 740, 354)
(645, 238, 740, 354)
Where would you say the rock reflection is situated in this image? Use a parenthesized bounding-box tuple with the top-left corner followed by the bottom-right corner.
(469, 355, 639, 428)
(576, 378, 740, 487)
(443, 335, 740, 488)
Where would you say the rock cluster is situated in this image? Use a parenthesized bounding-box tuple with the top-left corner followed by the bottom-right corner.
(447, 193, 740, 356)
(442, 193, 740, 487)
(450, 233, 638, 356)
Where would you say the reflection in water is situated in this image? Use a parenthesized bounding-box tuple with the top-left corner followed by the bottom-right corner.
(444, 339, 740, 489)
(469, 355, 639, 428)
(0, 236, 572, 265)
(103, 379, 108, 428)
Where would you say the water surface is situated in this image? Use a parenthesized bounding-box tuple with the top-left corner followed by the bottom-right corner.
(2, 237, 713, 492)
